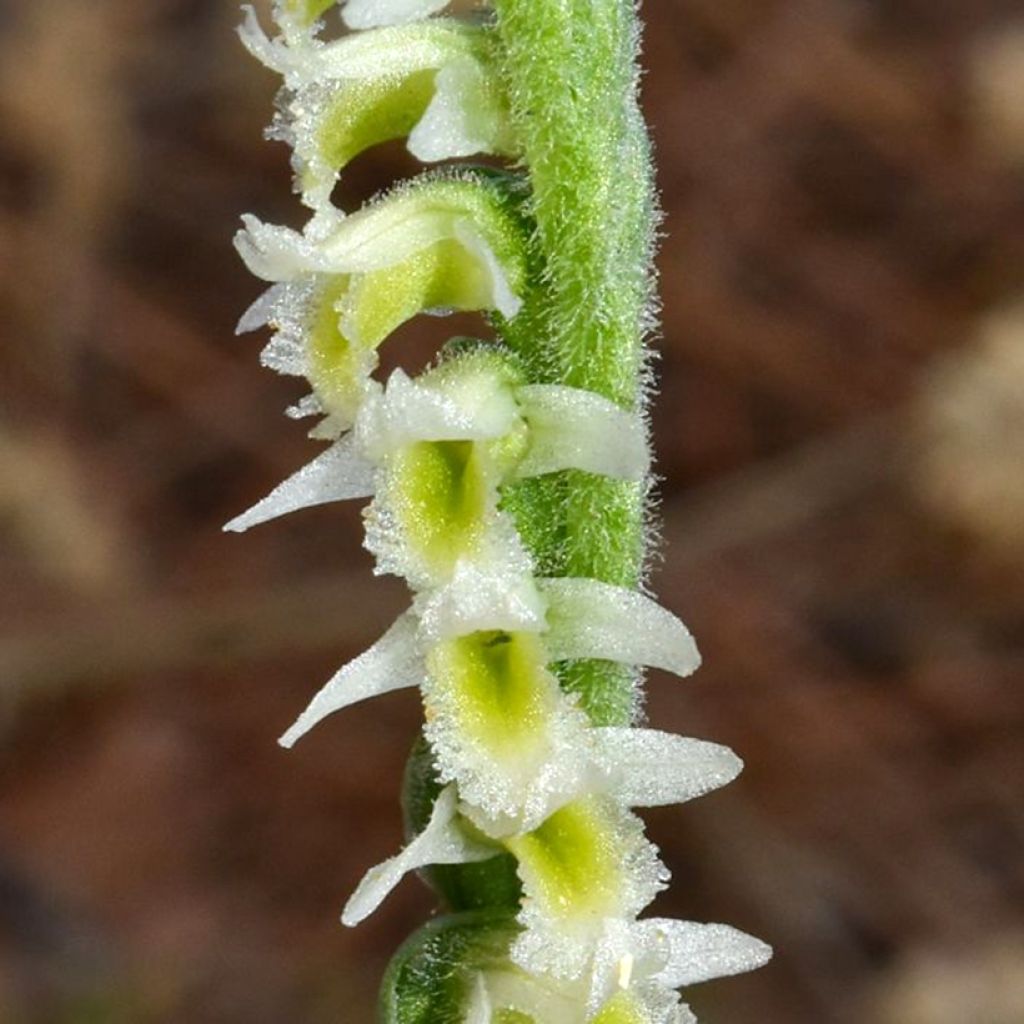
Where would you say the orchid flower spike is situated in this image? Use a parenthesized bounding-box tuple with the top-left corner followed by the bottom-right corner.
(231, 0, 771, 1020)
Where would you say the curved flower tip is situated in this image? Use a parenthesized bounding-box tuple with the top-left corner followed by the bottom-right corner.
(238, 4, 329, 80)
(222, 434, 375, 533)
(278, 612, 423, 748)
(541, 578, 701, 679)
(341, 785, 495, 926)
(408, 59, 511, 166)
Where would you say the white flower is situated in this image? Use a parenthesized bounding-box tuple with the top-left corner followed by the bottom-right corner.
(232, 174, 527, 432)
(240, 12, 512, 210)
(470, 916, 771, 1024)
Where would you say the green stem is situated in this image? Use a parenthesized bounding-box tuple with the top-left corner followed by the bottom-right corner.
(494, 0, 656, 727)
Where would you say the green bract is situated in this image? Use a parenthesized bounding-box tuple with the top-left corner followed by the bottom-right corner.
(230, 2, 771, 1022)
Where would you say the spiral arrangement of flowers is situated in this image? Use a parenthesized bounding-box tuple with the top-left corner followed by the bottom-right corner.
(228, 1, 771, 1020)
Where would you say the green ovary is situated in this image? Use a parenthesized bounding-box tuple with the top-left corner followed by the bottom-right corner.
(426, 631, 552, 752)
(591, 991, 649, 1024)
(313, 71, 438, 179)
(506, 799, 624, 919)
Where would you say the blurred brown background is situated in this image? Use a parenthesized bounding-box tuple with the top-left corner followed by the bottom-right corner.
(2, 0, 1024, 1021)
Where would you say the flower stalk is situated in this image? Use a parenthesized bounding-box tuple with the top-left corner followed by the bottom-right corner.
(229, 2, 771, 1021)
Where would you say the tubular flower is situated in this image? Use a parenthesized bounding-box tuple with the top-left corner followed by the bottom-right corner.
(229, 2, 771, 1022)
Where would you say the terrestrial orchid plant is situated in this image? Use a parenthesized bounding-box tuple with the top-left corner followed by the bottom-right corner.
(227, 0, 771, 1020)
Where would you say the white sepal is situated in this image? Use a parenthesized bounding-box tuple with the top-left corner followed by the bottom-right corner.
(242, 10, 471, 86)
(223, 435, 375, 533)
(320, 191, 458, 272)
(341, 0, 449, 29)
(541, 578, 701, 678)
(591, 728, 743, 809)
(515, 385, 649, 482)
(341, 785, 495, 926)
(278, 612, 423, 748)
(639, 919, 773, 988)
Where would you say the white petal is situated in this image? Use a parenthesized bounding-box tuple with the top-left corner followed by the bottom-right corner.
(408, 60, 501, 163)
(515, 385, 649, 482)
(315, 193, 485, 276)
(591, 728, 742, 808)
(234, 215, 326, 282)
(586, 917, 645, 1014)
(541, 578, 701, 678)
(237, 5, 288, 73)
(223, 435, 375, 533)
(341, 786, 493, 926)
(481, 969, 584, 1023)
(239, 196, 522, 322)
(639, 920, 773, 988)
(284, 19, 479, 90)
(278, 612, 422, 748)
(453, 219, 521, 320)
(341, 0, 449, 29)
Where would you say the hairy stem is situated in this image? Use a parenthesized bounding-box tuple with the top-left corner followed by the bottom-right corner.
(495, 0, 656, 726)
